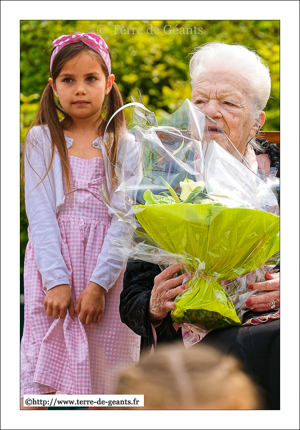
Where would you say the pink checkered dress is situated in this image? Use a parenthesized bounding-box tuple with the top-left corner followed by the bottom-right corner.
(21, 155, 140, 396)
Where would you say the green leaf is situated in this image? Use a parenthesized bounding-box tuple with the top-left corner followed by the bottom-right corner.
(159, 176, 181, 203)
(143, 189, 175, 205)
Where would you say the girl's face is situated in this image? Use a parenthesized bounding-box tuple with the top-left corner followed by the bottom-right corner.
(49, 51, 114, 123)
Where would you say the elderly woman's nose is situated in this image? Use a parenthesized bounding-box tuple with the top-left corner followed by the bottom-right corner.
(202, 100, 222, 118)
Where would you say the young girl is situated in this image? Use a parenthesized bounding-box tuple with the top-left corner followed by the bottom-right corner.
(21, 33, 140, 407)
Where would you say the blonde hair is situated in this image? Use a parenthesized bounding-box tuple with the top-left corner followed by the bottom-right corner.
(116, 343, 263, 410)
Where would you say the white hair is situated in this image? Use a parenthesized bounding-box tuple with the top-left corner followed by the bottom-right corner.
(189, 42, 271, 117)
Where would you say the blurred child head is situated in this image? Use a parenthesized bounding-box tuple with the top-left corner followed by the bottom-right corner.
(116, 343, 263, 410)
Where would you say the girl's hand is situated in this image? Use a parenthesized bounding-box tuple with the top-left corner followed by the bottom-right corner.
(149, 264, 190, 324)
(44, 284, 75, 320)
(75, 282, 106, 325)
(246, 272, 280, 312)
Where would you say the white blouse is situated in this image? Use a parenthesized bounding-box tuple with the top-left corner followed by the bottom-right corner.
(24, 125, 141, 292)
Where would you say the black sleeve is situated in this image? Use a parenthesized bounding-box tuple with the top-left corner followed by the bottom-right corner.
(120, 261, 161, 339)
(120, 261, 181, 347)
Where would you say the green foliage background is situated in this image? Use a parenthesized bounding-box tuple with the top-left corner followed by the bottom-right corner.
(20, 20, 280, 273)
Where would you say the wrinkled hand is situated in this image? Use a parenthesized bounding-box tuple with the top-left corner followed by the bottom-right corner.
(246, 272, 280, 312)
(75, 281, 106, 325)
(149, 264, 190, 324)
(44, 284, 75, 320)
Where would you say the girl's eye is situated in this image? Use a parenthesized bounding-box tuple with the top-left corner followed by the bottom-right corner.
(87, 76, 96, 82)
(62, 78, 73, 83)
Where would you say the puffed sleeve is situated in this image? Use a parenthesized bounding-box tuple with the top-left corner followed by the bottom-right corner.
(24, 126, 70, 290)
(90, 132, 142, 290)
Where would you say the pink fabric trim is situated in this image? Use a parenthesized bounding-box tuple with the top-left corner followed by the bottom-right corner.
(150, 323, 158, 355)
(243, 309, 280, 326)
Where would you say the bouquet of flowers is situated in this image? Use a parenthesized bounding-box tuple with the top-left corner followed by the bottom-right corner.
(101, 96, 280, 341)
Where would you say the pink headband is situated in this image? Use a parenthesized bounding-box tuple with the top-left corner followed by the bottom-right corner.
(50, 33, 111, 74)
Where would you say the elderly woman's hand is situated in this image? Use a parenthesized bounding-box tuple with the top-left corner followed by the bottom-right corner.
(246, 271, 280, 312)
(149, 264, 190, 325)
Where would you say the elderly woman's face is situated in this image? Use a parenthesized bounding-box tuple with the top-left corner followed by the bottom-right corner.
(192, 72, 257, 156)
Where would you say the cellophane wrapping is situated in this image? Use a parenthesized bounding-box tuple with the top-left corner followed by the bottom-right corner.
(100, 97, 280, 343)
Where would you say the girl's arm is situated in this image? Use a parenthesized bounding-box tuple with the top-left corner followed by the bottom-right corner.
(90, 132, 142, 291)
(24, 126, 70, 291)
(89, 215, 132, 289)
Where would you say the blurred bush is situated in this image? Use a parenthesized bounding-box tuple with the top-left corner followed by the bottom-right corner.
(20, 20, 280, 273)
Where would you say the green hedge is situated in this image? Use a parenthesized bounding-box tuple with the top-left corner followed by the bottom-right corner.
(20, 20, 280, 273)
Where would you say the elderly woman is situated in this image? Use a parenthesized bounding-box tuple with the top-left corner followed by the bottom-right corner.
(120, 43, 280, 409)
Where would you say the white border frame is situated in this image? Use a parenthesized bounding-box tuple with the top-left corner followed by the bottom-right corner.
(1, 2, 299, 429)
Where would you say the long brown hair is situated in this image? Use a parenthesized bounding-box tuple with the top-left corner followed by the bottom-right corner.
(22, 41, 126, 195)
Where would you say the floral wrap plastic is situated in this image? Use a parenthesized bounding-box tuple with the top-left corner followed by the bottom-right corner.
(100, 96, 280, 342)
